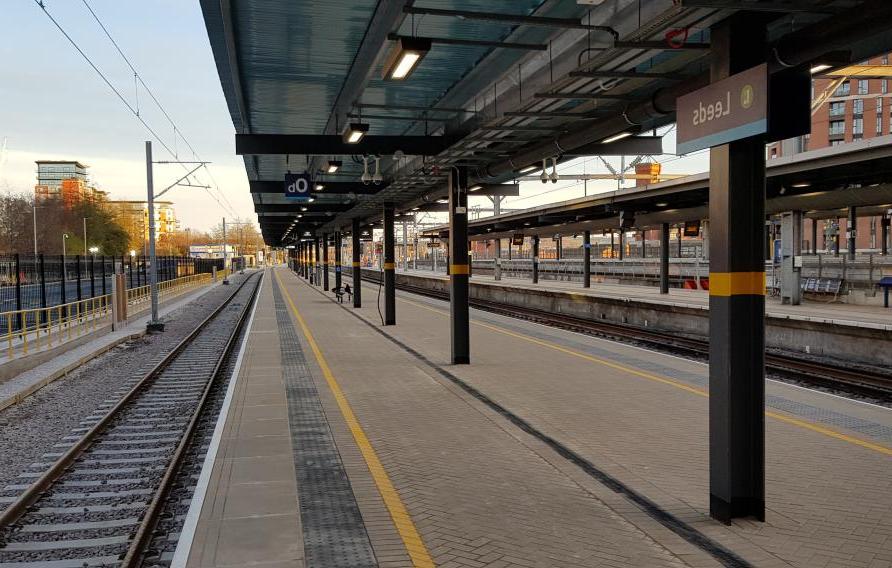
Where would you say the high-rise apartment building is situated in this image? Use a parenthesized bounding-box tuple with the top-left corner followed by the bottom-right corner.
(34, 160, 104, 205)
(107, 200, 179, 251)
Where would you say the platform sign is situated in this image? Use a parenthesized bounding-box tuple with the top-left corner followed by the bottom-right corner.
(512, 233, 525, 246)
(676, 63, 768, 154)
(284, 173, 312, 201)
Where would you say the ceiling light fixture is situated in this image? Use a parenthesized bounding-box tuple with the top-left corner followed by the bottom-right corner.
(361, 156, 371, 185)
(809, 64, 831, 74)
(382, 36, 431, 81)
(301, 207, 308, 212)
(343, 122, 369, 144)
(791, 181, 811, 188)
(326, 160, 342, 173)
(518, 165, 538, 174)
(540, 159, 549, 184)
(549, 157, 558, 183)
(655, 202, 668, 207)
(315, 183, 324, 191)
(602, 131, 632, 144)
(469, 185, 482, 192)
(436, 198, 449, 204)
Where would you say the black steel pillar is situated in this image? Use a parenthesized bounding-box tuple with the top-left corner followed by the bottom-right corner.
(448, 167, 470, 364)
(708, 15, 767, 524)
(618, 230, 625, 260)
(383, 206, 396, 325)
(323, 233, 330, 291)
(882, 215, 889, 255)
(660, 222, 670, 294)
(847, 206, 857, 259)
(583, 230, 591, 288)
(556, 235, 562, 260)
(335, 231, 342, 291)
(531, 235, 540, 283)
(834, 219, 841, 256)
(610, 232, 615, 258)
(314, 237, 321, 285)
(352, 219, 362, 308)
(90, 256, 95, 298)
(811, 218, 818, 254)
(101, 256, 107, 296)
(39, 254, 47, 310)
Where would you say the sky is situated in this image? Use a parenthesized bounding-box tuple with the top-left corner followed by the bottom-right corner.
(0, 0, 250, 231)
(0, 2, 711, 234)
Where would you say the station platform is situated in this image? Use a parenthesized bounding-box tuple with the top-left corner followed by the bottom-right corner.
(177, 267, 891, 568)
(397, 268, 892, 330)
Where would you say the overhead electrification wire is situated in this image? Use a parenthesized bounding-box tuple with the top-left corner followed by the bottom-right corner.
(33, 0, 238, 218)
(79, 0, 239, 217)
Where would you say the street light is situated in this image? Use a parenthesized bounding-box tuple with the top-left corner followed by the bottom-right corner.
(129, 249, 136, 257)
(62, 233, 70, 263)
(89, 246, 99, 255)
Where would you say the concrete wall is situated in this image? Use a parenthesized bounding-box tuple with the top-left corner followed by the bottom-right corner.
(359, 268, 892, 368)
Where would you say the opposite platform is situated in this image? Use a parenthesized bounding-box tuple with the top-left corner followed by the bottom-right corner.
(182, 267, 891, 568)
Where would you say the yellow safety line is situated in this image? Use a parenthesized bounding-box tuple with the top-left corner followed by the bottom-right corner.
(273, 271, 435, 568)
(396, 295, 892, 457)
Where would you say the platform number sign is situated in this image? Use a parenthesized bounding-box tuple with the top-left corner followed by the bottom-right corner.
(284, 173, 312, 202)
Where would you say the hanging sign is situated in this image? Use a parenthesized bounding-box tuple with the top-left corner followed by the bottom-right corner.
(284, 173, 312, 201)
(676, 63, 768, 154)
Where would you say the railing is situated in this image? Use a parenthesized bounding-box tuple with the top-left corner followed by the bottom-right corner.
(0, 271, 223, 362)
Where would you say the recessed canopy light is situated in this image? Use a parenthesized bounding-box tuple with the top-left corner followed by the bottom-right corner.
(382, 37, 431, 80)
(315, 184, 324, 191)
(301, 207, 308, 212)
(602, 131, 632, 144)
(791, 182, 811, 188)
(810, 64, 831, 74)
(469, 185, 483, 192)
(523, 222, 531, 226)
(656, 202, 668, 207)
(411, 207, 420, 211)
(436, 198, 448, 204)
(518, 165, 538, 174)
(308, 197, 315, 202)
(342, 122, 369, 144)
(326, 160, 342, 173)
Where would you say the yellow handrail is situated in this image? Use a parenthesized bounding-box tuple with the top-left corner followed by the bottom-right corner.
(0, 270, 218, 360)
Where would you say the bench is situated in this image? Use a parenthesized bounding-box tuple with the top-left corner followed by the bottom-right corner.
(801, 277, 843, 301)
(333, 286, 352, 304)
(878, 276, 892, 308)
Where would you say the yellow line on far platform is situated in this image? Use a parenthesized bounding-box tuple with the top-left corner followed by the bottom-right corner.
(274, 271, 436, 568)
(396, 294, 892, 458)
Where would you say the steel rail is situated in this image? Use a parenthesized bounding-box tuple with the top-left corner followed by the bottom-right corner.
(121, 272, 261, 567)
(0, 272, 259, 534)
(355, 271, 892, 399)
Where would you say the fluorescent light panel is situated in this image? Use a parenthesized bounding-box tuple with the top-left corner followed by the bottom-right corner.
(342, 122, 369, 144)
(382, 37, 431, 80)
(602, 131, 632, 144)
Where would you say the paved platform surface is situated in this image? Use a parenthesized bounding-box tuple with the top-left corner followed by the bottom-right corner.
(395, 268, 892, 330)
(183, 267, 892, 568)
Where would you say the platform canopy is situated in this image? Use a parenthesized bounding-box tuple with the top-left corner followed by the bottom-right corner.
(200, 0, 889, 245)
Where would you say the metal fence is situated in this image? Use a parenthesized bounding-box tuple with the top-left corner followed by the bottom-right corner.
(0, 254, 224, 329)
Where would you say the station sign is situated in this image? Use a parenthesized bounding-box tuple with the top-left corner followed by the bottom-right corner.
(676, 63, 768, 154)
(511, 233, 525, 246)
(284, 173, 312, 201)
(427, 241, 441, 248)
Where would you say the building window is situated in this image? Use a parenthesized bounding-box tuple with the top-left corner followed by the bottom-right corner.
(877, 115, 883, 135)
(829, 120, 845, 135)
(883, 55, 889, 65)
(831, 139, 844, 146)
(829, 101, 845, 116)
(883, 79, 888, 94)
(853, 98, 864, 115)
(878, 98, 884, 113)
(858, 79, 869, 94)
(853, 117, 863, 135)
(834, 82, 851, 97)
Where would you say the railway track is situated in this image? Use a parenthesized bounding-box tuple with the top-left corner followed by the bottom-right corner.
(356, 271, 892, 399)
(0, 271, 261, 568)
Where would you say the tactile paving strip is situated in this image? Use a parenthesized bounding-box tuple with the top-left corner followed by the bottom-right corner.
(272, 282, 379, 568)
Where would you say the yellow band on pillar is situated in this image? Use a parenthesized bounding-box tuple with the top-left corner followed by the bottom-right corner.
(384, 262, 395, 270)
(709, 272, 766, 296)
(450, 264, 470, 275)
(352, 262, 360, 267)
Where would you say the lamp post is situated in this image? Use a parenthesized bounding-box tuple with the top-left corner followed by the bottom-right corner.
(83, 217, 89, 256)
(62, 233, 70, 261)
(32, 201, 39, 257)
